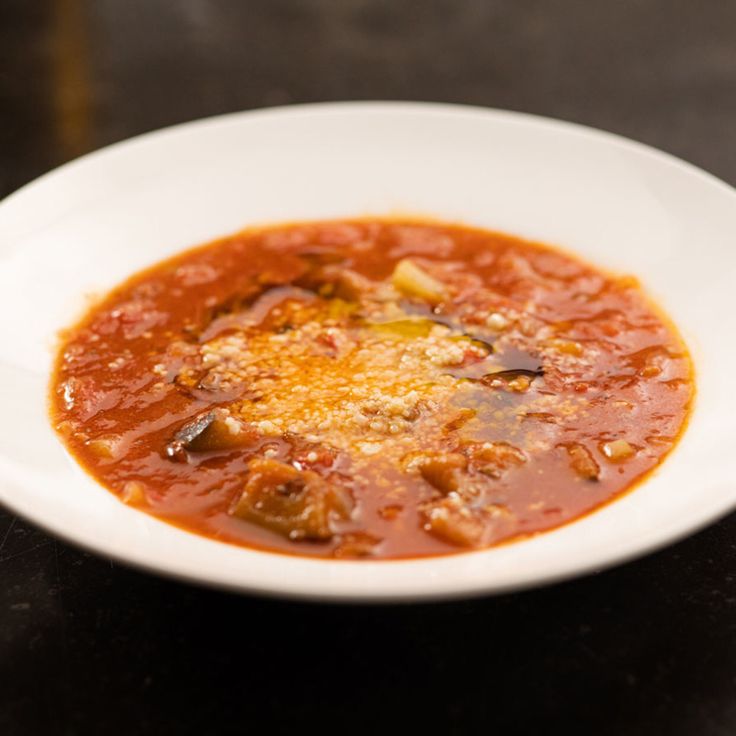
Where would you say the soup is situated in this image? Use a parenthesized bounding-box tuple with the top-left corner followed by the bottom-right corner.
(51, 219, 693, 559)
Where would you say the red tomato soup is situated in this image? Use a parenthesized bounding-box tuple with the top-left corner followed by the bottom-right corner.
(51, 219, 694, 559)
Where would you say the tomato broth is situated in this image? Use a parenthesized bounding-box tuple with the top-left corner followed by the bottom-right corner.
(51, 219, 693, 559)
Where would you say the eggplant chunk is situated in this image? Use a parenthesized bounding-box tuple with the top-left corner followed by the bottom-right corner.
(566, 443, 600, 480)
(296, 264, 374, 301)
(333, 531, 383, 558)
(232, 458, 352, 540)
(417, 453, 468, 495)
(463, 441, 526, 478)
(165, 412, 215, 459)
(479, 368, 542, 393)
(165, 410, 256, 459)
(423, 496, 512, 548)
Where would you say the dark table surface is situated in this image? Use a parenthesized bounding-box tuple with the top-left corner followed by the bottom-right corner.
(2, 1, 736, 733)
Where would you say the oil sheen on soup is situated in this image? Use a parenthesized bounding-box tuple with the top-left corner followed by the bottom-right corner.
(51, 219, 694, 559)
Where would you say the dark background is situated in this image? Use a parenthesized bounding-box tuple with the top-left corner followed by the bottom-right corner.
(2, 1, 736, 733)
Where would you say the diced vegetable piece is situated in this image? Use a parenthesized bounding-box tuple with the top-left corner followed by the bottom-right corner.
(86, 436, 121, 459)
(297, 264, 373, 301)
(166, 412, 215, 458)
(600, 439, 635, 462)
(231, 458, 352, 540)
(330, 268, 375, 301)
(391, 259, 448, 304)
(565, 443, 600, 480)
(121, 481, 146, 506)
(418, 453, 468, 494)
(423, 496, 511, 547)
(479, 368, 541, 392)
(189, 415, 257, 452)
(546, 338, 584, 357)
(369, 318, 436, 339)
(333, 532, 382, 558)
(463, 441, 526, 478)
(165, 411, 258, 459)
(426, 501, 485, 547)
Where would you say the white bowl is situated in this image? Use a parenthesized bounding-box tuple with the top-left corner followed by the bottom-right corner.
(1, 102, 734, 602)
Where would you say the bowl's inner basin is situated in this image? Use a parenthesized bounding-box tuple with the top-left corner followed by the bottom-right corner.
(50, 218, 693, 559)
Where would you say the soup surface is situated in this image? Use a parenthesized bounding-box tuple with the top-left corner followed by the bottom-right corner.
(51, 219, 693, 559)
